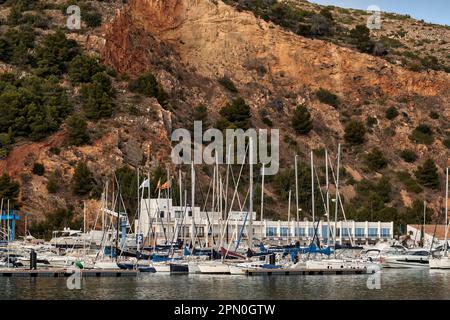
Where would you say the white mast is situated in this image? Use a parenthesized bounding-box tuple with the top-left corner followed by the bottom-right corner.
(325, 149, 330, 247)
(295, 154, 299, 239)
(83, 200, 87, 256)
(166, 168, 171, 244)
(444, 168, 449, 256)
(191, 162, 195, 247)
(334, 144, 341, 255)
(260, 164, 265, 241)
(136, 168, 141, 252)
(248, 138, 254, 249)
(311, 151, 315, 225)
(288, 189, 291, 244)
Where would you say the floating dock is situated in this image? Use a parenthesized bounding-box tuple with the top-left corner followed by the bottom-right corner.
(0, 269, 138, 277)
(245, 268, 369, 276)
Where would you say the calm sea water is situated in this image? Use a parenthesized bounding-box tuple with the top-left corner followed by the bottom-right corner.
(1, 269, 450, 300)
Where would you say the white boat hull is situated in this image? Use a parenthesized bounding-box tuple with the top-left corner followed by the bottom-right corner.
(305, 259, 369, 270)
(93, 261, 120, 269)
(383, 258, 429, 268)
(153, 263, 171, 273)
(198, 263, 230, 274)
(429, 257, 450, 269)
(188, 262, 201, 274)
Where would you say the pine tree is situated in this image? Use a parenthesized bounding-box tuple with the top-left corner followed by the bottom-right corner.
(66, 115, 90, 146)
(366, 148, 388, 171)
(0, 173, 20, 209)
(219, 97, 252, 130)
(291, 104, 313, 134)
(415, 158, 440, 189)
(46, 172, 59, 194)
(71, 162, 95, 196)
(80, 82, 114, 119)
(68, 55, 104, 83)
(344, 120, 366, 145)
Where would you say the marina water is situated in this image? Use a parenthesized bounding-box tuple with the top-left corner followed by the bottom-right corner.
(1, 269, 450, 300)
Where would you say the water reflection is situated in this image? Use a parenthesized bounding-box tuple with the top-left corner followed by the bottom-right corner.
(1, 270, 450, 300)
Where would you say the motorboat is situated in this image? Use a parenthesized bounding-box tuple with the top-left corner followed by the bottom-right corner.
(382, 248, 430, 268)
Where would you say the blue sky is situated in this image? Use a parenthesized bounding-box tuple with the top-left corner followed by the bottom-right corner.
(309, 0, 450, 25)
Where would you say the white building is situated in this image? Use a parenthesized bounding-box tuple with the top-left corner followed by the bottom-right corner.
(136, 198, 394, 246)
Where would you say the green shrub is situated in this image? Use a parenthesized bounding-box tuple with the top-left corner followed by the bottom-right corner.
(444, 139, 450, 149)
(66, 115, 90, 146)
(46, 172, 59, 193)
(291, 104, 313, 134)
(218, 97, 252, 130)
(366, 148, 388, 171)
(366, 116, 377, 128)
(399, 149, 417, 163)
(128, 73, 168, 107)
(0, 173, 20, 209)
(0, 75, 72, 141)
(349, 25, 375, 53)
(68, 55, 104, 83)
(385, 107, 399, 120)
(80, 83, 113, 119)
(429, 111, 439, 119)
(83, 11, 102, 28)
(71, 162, 95, 196)
(218, 77, 238, 93)
(410, 124, 434, 145)
(32, 162, 45, 176)
(316, 88, 339, 107)
(415, 158, 439, 189)
(34, 30, 79, 77)
(344, 120, 366, 145)
(396, 171, 423, 193)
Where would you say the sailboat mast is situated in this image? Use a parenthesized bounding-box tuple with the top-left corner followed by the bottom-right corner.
(334, 144, 341, 256)
(444, 168, 449, 255)
(166, 168, 171, 244)
(191, 162, 195, 247)
(248, 138, 254, 249)
(325, 149, 330, 247)
(260, 164, 265, 241)
(136, 168, 141, 252)
(295, 154, 299, 234)
(311, 151, 315, 225)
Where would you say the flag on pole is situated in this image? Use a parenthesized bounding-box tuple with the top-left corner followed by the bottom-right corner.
(139, 179, 150, 189)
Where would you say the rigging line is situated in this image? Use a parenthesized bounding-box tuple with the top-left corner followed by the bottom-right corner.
(327, 155, 355, 247)
(219, 143, 249, 248)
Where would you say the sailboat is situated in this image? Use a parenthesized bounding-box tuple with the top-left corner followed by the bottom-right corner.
(430, 167, 450, 269)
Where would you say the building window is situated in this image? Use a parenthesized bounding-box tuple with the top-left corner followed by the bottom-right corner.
(321, 226, 328, 239)
(183, 227, 190, 237)
(308, 227, 314, 237)
(280, 227, 289, 237)
(196, 227, 204, 237)
(295, 228, 306, 237)
(355, 228, 365, 237)
(266, 227, 277, 237)
(188, 210, 192, 217)
(159, 211, 165, 218)
(381, 228, 390, 237)
(342, 228, 352, 237)
(368, 228, 378, 237)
